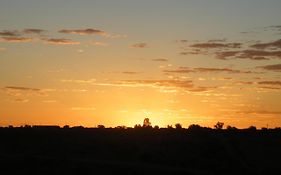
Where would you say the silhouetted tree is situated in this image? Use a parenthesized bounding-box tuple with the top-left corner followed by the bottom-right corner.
(63, 125, 70, 129)
(247, 126, 256, 131)
(97, 125, 105, 129)
(167, 125, 173, 129)
(175, 123, 182, 129)
(214, 122, 224, 130)
(115, 125, 126, 129)
(154, 125, 159, 129)
(134, 124, 142, 128)
(226, 125, 237, 130)
(188, 124, 202, 131)
(143, 118, 151, 128)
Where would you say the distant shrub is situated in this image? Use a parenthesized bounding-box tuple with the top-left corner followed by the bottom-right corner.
(143, 118, 152, 128)
(97, 125, 105, 129)
(214, 122, 224, 130)
(154, 125, 159, 129)
(167, 125, 173, 129)
(188, 124, 202, 131)
(226, 125, 237, 130)
(175, 123, 182, 129)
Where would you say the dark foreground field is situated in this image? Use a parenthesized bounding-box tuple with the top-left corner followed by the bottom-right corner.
(0, 126, 281, 175)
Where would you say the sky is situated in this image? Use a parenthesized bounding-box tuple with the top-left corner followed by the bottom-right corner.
(0, 0, 281, 128)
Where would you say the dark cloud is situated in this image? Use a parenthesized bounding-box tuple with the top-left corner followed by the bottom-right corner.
(164, 67, 253, 74)
(215, 50, 281, 60)
(257, 64, 281, 72)
(5, 86, 41, 91)
(131, 43, 148, 48)
(151, 58, 168, 62)
(23, 28, 46, 34)
(43, 38, 80, 45)
(215, 51, 240, 60)
(251, 39, 281, 49)
(122, 71, 140, 75)
(207, 39, 227, 42)
(59, 28, 106, 36)
(190, 42, 242, 49)
(1, 37, 32, 42)
(258, 81, 281, 86)
(0, 30, 19, 37)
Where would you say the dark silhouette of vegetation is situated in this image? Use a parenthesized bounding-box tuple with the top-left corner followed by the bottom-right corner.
(143, 118, 152, 128)
(214, 121, 224, 129)
(0, 120, 281, 175)
(175, 123, 182, 129)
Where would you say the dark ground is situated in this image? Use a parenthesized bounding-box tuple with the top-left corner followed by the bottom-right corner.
(0, 126, 281, 175)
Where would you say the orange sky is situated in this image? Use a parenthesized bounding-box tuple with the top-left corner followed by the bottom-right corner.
(0, 0, 281, 128)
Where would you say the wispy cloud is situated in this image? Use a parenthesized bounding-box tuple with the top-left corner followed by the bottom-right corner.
(0, 30, 19, 37)
(131, 43, 148, 48)
(95, 79, 216, 93)
(61, 79, 96, 84)
(23, 28, 46, 34)
(2, 86, 46, 97)
(258, 81, 281, 86)
(251, 39, 281, 49)
(164, 67, 253, 74)
(257, 64, 281, 72)
(59, 28, 106, 36)
(151, 58, 168, 62)
(190, 42, 242, 49)
(122, 71, 140, 75)
(42, 38, 80, 45)
(1, 37, 32, 43)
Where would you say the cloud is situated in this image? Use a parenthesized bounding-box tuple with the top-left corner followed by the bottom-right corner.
(0, 30, 19, 37)
(12, 98, 29, 103)
(43, 38, 80, 45)
(1, 37, 32, 43)
(258, 81, 281, 86)
(23, 28, 46, 34)
(151, 58, 168, 62)
(251, 39, 281, 49)
(131, 43, 148, 48)
(61, 79, 96, 84)
(215, 50, 281, 60)
(163, 67, 253, 74)
(2, 86, 46, 97)
(122, 71, 140, 75)
(4, 86, 41, 91)
(95, 79, 216, 92)
(257, 64, 281, 72)
(190, 42, 242, 49)
(59, 28, 106, 36)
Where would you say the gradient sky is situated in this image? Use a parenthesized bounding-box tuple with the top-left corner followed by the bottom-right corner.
(1, 0, 281, 128)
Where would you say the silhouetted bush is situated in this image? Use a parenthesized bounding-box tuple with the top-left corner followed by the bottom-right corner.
(188, 124, 202, 131)
(226, 125, 237, 130)
(154, 125, 159, 129)
(97, 125, 105, 129)
(143, 118, 152, 128)
(167, 125, 173, 129)
(214, 122, 224, 130)
(175, 123, 182, 129)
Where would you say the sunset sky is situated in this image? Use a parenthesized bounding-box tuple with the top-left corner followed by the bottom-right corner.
(1, 0, 281, 128)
